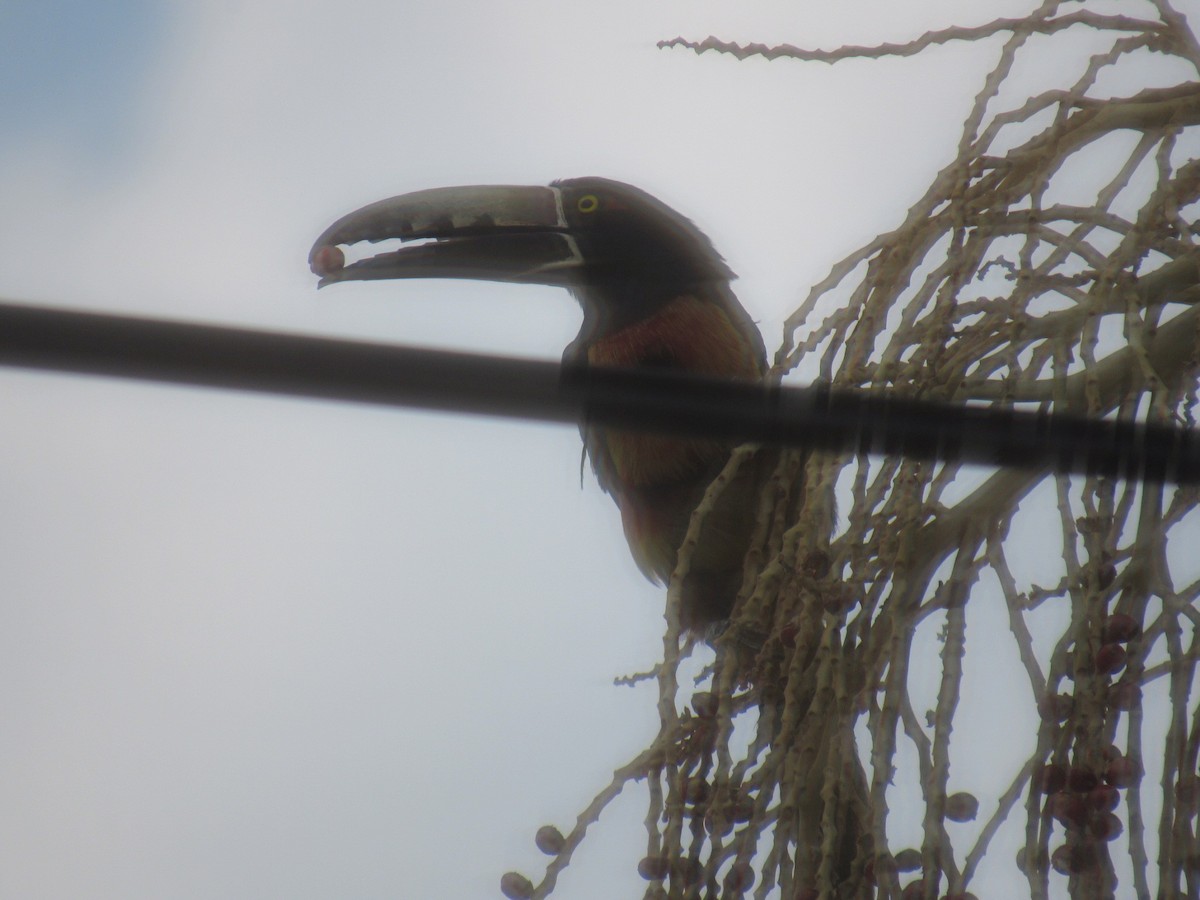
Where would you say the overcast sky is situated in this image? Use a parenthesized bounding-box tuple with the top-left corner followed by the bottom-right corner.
(1, 2, 1196, 898)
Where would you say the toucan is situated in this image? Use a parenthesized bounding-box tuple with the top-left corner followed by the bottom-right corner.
(310, 178, 784, 634)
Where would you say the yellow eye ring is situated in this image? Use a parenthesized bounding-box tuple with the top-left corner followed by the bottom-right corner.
(577, 194, 600, 214)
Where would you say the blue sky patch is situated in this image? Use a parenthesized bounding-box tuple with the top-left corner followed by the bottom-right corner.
(0, 2, 167, 163)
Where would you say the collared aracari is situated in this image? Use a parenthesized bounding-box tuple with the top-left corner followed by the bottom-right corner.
(309, 178, 782, 634)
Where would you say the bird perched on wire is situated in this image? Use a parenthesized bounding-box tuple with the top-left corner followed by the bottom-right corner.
(310, 177, 780, 634)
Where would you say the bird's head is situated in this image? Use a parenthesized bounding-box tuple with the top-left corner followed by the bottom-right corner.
(309, 177, 735, 340)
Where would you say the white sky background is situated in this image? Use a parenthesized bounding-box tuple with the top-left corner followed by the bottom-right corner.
(1, 2, 1197, 898)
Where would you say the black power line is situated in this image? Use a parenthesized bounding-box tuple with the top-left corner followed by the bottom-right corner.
(0, 300, 1196, 483)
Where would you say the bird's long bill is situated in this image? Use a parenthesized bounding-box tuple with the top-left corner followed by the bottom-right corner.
(309, 185, 581, 287)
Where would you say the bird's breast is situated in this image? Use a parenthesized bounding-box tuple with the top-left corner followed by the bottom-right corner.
(587, 294, 761, 376)
(586, 294, 762, 488)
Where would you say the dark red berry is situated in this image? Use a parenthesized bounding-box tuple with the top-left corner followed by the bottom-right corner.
(780, 621, 799, 649)
(1096, 564, 1118, 589)
(1061, 651, 1078, 678)
(1107, 680, 1141, 710)
(1051, 842, 1098, 875)
(500, 872, 534, 899)
(894, 848, 922, 872)
(1016, 846, 1048, 874)
(1037, 763, 1067, 794)
(802, 549, 830, 578)
(1050, 845, 1073, 875)
(901, 880, 928, 899)
(310, 244, 345, 276)
(1090, 811, 1123, 841)
(1039, 693, 1074, 722)
(1068, 766, 1098, 793)
(1094, 643, 1127, 675)
(1105, 754, 1139, 787)
(637, 856, 669, 881)
(1089, 784, 1120, 812)
(534, 825, 564, 855)
(1100, 744, 1123, 762)
(945, 791, 979, 822)
(822, 586, 858, 615)
(1102, 613, 1139, 643)
(1048, 792, 1088, 828)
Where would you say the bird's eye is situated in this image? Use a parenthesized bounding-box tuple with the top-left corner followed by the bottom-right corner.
(577, 194, 600, 214)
